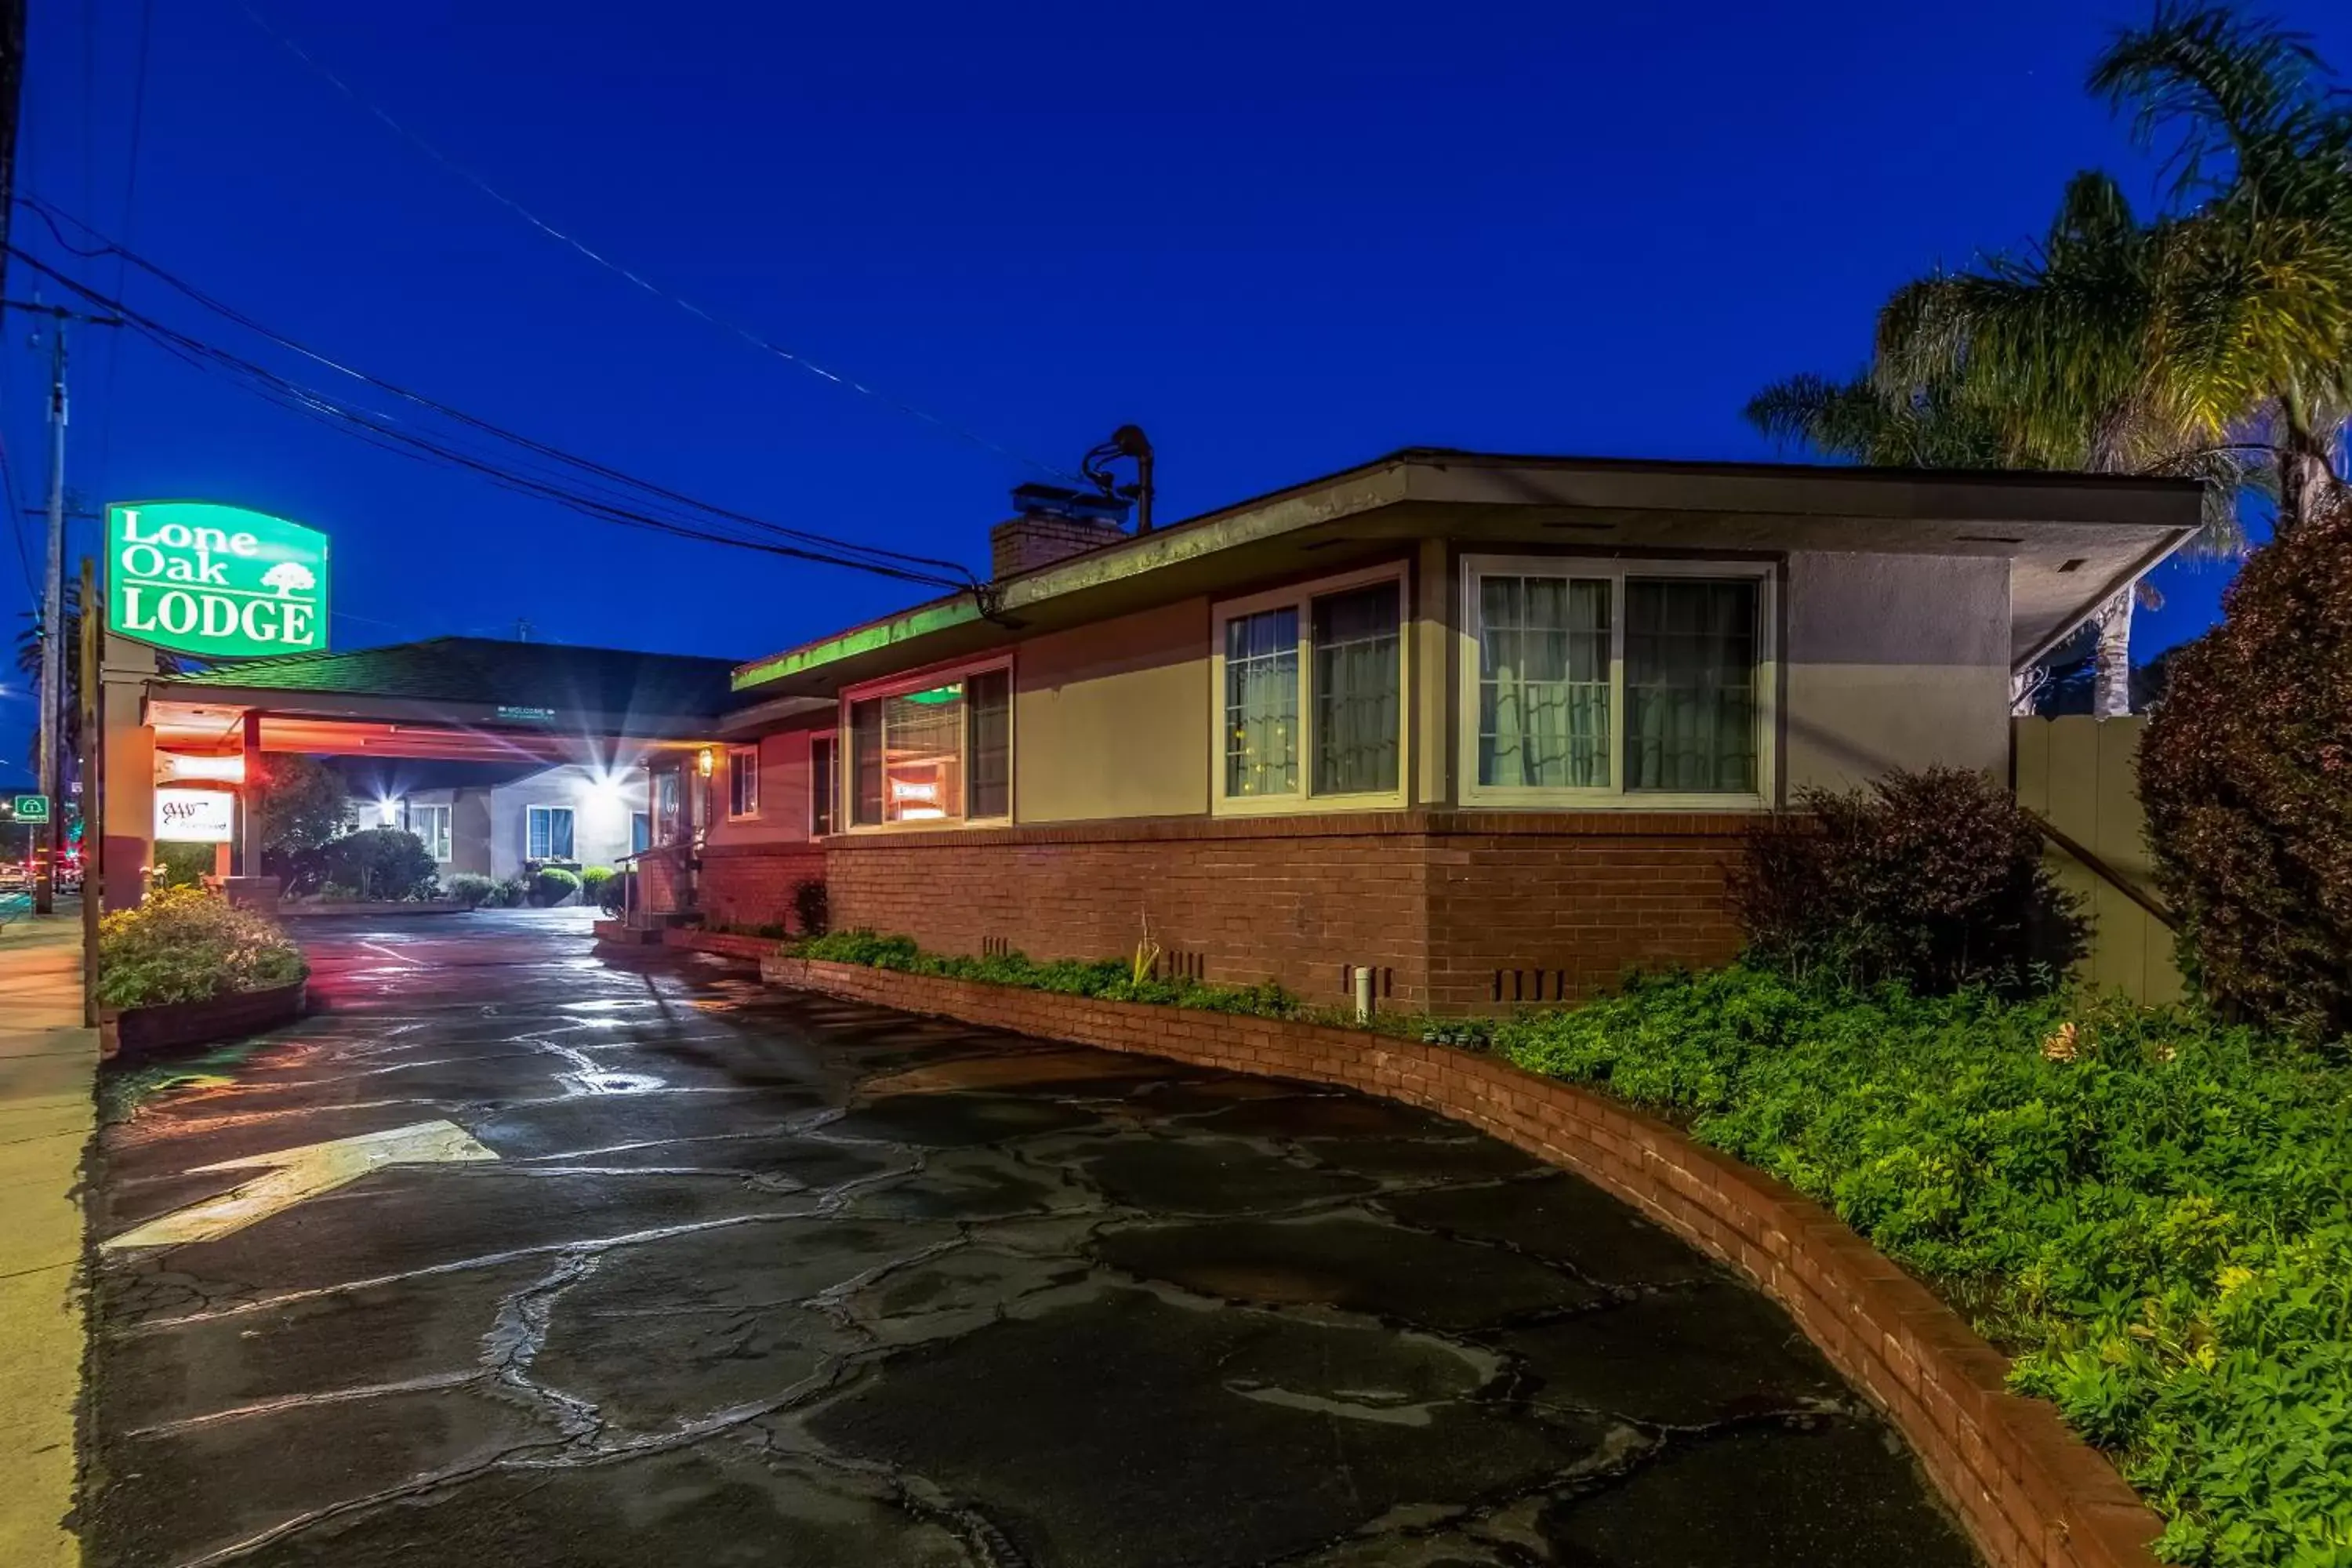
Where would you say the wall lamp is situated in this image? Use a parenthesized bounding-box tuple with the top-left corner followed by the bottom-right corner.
(696, 747, 715, 779)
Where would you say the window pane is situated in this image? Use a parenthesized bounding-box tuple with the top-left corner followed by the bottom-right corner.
(1312, 583, 1400, 794)
(548, 808, 575, 860)
(810, 735, 837, 837)
(1225, 607, 1299, 797)
(632, 812, 651, 854)
(851, 700, 883, 825)
(883, 684, 966, 822)
(966, 670, 1011, 818)
(1477, 575, 1610, 788)
(527, 808, 548, 860)
(729, 747, 759, 816)
(1624, 579, 1759, 793)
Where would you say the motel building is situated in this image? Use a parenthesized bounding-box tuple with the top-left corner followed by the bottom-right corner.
(617, 448, 2198, 1015)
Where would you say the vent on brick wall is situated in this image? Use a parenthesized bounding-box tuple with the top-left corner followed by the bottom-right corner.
(1156, 950, 1207, 982)
(1494, 968, 1571, 1004)
(1338, 965, 1393, 999)
(982, 935, 1013, 959)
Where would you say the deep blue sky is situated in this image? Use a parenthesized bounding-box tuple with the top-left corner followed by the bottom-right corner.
(5, 0, 2345, 766)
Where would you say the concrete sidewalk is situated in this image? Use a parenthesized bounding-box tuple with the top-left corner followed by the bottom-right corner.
(0, 914, 93, 1568)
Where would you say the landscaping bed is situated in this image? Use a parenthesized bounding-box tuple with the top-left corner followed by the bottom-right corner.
(96, 887, 310, 1058)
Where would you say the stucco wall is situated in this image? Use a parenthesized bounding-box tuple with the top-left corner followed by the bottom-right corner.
(488, 764, 647, 881)
(704, 720, 828, 849)
(1780, 552, 2011, 794)
(1012, 597, 1212, 823)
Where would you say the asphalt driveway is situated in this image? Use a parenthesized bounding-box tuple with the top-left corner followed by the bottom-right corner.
(83, 910, 1976, 1567)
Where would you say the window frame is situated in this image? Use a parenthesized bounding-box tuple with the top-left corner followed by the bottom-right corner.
(725, 744, 760, 820)
(837, 654, 1016, 833)
(1457, 554, 1778, 811)
(525, 804, 577, 861)
(405, 801, 453, 862)
(1208, 561, 1411, 817)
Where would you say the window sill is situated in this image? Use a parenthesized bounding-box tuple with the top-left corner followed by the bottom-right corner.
(1211, 789, 1409, 818)
(1458, 787, 1769, 812)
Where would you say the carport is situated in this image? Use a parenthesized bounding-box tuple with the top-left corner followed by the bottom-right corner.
(100, 635, 739, 910)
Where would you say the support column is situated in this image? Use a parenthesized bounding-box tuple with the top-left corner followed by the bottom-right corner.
(237, 710, 262, 878)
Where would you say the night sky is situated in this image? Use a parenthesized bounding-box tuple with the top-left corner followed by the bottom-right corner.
(4, 0, 2345, 773)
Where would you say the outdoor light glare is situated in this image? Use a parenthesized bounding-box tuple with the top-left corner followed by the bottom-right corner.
(696, 748, 714, 778)
(378, 797, 401, 827)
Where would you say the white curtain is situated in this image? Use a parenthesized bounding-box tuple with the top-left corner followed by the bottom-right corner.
(1479, 575, 1608, 788)
(1313, 584, 1400, 794)
(1225, 608, 1299, 796)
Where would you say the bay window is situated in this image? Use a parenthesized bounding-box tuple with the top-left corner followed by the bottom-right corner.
(844, 662, 1013, 827)
(1462, 557, 1772, 804)
(1213, 567, 1406, 812)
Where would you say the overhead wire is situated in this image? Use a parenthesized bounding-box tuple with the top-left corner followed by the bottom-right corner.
(21, 197, 978, 583)
(4, 247, 978, 593)
(234, 1, 1086, 488)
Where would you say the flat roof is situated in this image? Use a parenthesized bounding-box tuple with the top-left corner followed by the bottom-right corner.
(731, 448, 2204, 696)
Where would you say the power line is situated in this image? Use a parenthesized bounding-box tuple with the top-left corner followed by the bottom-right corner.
(22, 196, 976, 582)
(235, 1, 1084, 488)
(5, 246, 980, 592)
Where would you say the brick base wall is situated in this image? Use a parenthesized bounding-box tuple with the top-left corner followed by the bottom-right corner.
(760, 954, 2162, 1568)
(699, 844, 827, 932)
(823, 812, 1745, 1014)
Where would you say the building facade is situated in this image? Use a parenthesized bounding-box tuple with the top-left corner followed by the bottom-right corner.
(634, 451, 2200, 1011)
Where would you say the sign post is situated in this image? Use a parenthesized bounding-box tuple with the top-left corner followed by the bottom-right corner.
(103, 502, 330, 660)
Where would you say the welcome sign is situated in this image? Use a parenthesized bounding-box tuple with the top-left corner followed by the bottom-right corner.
(106, 502, 330, 659)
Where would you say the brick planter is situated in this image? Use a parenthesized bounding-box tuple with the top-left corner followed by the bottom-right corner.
(760, 953, 2161, 1568)
(100, 979, 307, 1061)
(662, 929, 780, 962)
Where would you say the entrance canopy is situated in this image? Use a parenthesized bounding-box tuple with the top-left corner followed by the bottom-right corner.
(143, 637, 739, 764)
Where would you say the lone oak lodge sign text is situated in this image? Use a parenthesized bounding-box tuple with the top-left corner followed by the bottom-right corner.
(106, 502, 331, 659)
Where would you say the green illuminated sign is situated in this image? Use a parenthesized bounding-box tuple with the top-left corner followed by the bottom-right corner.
(9, 795, 48, 822)
(106, 502, 330, 659)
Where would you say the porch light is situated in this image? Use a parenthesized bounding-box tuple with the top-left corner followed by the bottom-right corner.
(378, 797, 401, 827)
(696, 747, 715, 778)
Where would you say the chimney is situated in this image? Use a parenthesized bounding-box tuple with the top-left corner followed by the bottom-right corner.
(989, 483, 1132, 579)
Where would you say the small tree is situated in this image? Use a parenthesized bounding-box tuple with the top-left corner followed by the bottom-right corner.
(2140, 492, 2352, 1037)
(1731, 767, 2085, 994)
(252, 755, 350, 862)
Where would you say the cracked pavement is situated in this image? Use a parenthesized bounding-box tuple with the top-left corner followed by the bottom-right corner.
(82, 910, 1979, 1567)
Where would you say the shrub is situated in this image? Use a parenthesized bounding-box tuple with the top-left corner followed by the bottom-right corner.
(579, 866, 615, 906)
(530, 866, 583, 907)
(1494, 969, 2352, 1567)
(489, 875, 530, 909)
(596, 870, 632, 916)
(151, 842, 214, 891)
(318, 829, 438, 902)
(2140, 492, 2352, 1039)
(1730, 765, 2085, 993)
(444, 872, 495, 909)
(791, 877, 829, 937)
(98, 885, 308, 1008)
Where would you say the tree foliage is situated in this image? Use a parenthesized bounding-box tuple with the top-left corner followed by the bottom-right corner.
(318, 828, 438, 902)
(2140, 487, 2352, 1038)
(251, 754, 350, 860)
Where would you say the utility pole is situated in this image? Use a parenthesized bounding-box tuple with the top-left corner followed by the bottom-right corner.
(34, 321, 64, 913)
(78, 554, 98, 1022)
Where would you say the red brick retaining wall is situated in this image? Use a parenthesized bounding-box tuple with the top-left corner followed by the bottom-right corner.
(760, 953, 2162, 1568)
(661, 928, 779, 961)
(824, 811, 1745, 1014)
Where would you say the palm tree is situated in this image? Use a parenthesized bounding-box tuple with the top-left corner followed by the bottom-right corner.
(1874, 171, 2256, 718)
(2088, 3, 2352, 535)
(15, 581, 84, 779)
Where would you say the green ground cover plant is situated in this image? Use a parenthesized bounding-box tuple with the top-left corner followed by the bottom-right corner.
(790, 929, 1298, 1018)
(1496, 969, 2352, 1567)
(96, 886, 309, 1009)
